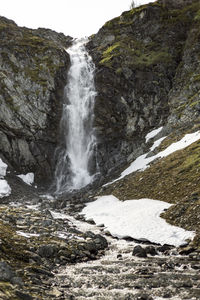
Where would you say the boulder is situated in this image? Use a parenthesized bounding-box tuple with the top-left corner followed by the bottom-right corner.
(132, 245, 147, 258)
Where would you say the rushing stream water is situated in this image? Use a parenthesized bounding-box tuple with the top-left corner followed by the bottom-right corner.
(53, 39, 97, 195)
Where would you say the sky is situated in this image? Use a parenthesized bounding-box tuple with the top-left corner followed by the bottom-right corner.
(1, 0, 155, 38)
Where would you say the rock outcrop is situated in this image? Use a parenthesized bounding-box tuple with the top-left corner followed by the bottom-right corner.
(0, 16, 72, 184)
(87, 0, 200, 179)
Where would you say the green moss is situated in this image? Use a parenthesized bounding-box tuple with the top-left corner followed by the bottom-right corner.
(100, 38, 172, 68)
(194, 8, 200, 22)
(116, 67, 122, 74)
(100, 42, 121, 66)
(190, 100, 200, 108)
(161, 2, 200, 26)
(0, 282, 20, 300)
(193, 74, 200, 82)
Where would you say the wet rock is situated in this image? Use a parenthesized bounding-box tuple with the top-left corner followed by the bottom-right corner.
(0, 261, 15, 281)
(136, 294, 153, 300)
(38, 244, 58, 258)
(157, 244, 174, 254)
(145, 246, 157, 256)
(179, 246, 196, 255)
(94, 234, 108, 250)
(15, 291, 33, 300)
(132, 245, 147, 258)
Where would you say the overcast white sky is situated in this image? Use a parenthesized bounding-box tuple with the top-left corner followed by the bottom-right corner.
(1, 0, 155, 38)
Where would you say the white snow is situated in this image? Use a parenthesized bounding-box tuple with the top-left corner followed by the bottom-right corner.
(0, 158, 11, 198)
(16, 231, 40, 238)
(0, 179, 11, 198)
(17, 172, 34, 185)
(150, 136, 166, 151)
(107, 130, 200, 185)
(157, 130, 200, 158)
(0, 158, 8, 177)
(145, 126, 163, 142)
(50, 210, 69, 220)
(82, 195, 195, 247)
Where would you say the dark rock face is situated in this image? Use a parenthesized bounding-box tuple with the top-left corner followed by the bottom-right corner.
(0, 16, 72, 184)
(87, 0, 200, 179)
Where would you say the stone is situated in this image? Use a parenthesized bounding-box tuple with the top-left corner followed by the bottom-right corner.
(38, 244, 58, 258)
(10, 276, 24, 286)
(145, 246, 157, 256)
(179, 246, 196, 255)
(15, 291, 33, 300)
(0, 261, 14, 281)
(132, 246, 147, 258)
(157, 244, 173, 254)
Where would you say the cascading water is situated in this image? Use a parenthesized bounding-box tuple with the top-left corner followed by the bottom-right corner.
(53, 38, 97, 195)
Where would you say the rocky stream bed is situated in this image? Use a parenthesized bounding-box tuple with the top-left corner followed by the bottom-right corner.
(0, 184, 199, 300)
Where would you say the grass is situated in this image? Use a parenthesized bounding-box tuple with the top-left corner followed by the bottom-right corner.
(100, 132, 200, 248)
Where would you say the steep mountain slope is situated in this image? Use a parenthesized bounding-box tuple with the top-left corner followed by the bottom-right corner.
(0, 17, 72, 183)
(88, 0, 200, 179)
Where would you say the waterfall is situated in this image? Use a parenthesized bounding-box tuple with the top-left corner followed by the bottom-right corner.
(53, 38, 97, 195)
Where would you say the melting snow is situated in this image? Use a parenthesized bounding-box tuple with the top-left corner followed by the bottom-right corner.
(50, 210, 69, 220)
(0, 158, 11, 198)
(16, 231, 40, 238)
(0, 158, 8, 177)
(150, 136, 166, 151)
(81, 195, 195, 247)
(107, 130, 200, 185)
(145, 126, 163, 142)
(0, 179, 11, 198)
(17, 172, 34, 185)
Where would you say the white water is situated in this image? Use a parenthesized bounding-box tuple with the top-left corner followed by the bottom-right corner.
(54, 38, 97, 194)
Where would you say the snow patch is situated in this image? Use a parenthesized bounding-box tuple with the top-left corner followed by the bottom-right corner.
(0, 179, 11, 198)
(50, 210, 69, 220)
(158, 130, 200, 158)
(150, 136, 166, 151)
(81, 195, 195, 247)
(17, 172, 34, 185)
(16, 231, 40, 238)
(145, 126, 163, 142)
(0, 158, 8, 177)
(107, 130, 200, 185)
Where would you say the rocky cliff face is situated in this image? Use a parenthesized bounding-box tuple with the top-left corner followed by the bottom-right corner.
(87, 0, 200, 179)
(87, 0, 200, 249)
(0, 17, 72, 183)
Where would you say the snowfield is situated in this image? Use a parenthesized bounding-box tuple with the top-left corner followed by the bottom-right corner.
(0, 158, 11, 198)
(82, 195, 195, 247)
